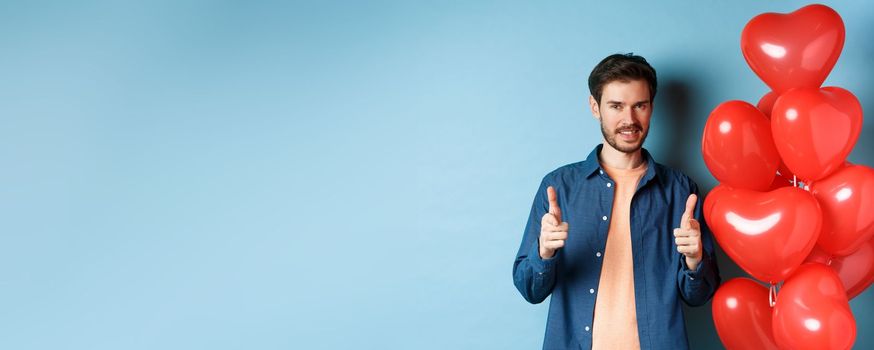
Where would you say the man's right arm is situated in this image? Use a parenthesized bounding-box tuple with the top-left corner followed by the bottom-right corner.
(512, 180, 567, 304)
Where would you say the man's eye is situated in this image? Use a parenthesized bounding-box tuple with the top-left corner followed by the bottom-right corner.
(611, 105, 621, 110)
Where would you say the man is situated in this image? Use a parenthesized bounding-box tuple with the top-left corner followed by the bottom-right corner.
(512, 53, 720, 350)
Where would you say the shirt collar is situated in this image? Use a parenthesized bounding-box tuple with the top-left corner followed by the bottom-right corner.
(582, 144, 659, 185)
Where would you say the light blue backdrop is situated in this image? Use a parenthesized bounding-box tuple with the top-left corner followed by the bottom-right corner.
(1, 1, 872, 349)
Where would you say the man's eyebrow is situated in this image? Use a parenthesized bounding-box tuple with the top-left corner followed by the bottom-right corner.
(604, 100, 651, 105)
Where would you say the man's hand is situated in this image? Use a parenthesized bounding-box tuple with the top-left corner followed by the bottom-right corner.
(540, 186, 569, 259)
(674, 194, 703, 270)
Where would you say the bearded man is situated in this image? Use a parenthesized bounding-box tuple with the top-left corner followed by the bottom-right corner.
(512, 53, 721, 350)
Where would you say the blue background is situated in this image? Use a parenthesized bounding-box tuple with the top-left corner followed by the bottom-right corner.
(1, 1, 873, 349)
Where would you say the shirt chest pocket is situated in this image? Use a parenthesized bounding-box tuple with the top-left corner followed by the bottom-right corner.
(632, 195, 675, 264)
(557, 213, 601, 282)
(563, 212, 601, 259)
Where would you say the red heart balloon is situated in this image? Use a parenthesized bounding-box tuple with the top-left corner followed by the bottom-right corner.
(741, 4, 845, 93)
(773, 263, 856, 350)
(771, 87, 863, 182)
(768, 174, 793, 190)
(757, 91, 779, 117)
(704, 184, 729, 220)
(702, 100, 780, 191)
(806, 239, 874, 299)
(704, 186, 821, 283)
(809, 164, 874, 255)
(757, 91, 796, 181)
(712, 278, 779, 350)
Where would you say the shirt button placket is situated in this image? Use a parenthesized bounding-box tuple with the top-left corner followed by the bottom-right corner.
(592, 174, 608, 337)
(603, 179, 612, 226)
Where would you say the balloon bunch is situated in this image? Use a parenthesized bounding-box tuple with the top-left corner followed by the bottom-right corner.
(700, 4, 873, 350)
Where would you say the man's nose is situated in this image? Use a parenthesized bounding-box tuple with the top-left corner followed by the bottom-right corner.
(622, 106, 637, 122)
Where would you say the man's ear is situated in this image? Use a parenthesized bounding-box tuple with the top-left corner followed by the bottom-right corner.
(588, 95, 600, 120)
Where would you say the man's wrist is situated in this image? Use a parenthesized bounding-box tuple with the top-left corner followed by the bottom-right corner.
(685, 255, 702, 271)
(540, 247, 555, 260)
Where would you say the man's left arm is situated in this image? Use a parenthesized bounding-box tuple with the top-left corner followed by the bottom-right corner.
(674, 185, 721, 306)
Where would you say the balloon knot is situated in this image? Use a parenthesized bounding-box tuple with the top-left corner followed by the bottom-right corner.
(769, 284, 778, 307)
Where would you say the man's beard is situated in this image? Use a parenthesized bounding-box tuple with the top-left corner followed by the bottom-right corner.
(600, 120, 648, 154)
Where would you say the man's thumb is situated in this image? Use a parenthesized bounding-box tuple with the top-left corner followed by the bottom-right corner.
(681, 194, 697, 229)
(547, 186, 562, 221)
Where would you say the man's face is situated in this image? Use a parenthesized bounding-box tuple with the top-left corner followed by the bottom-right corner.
(589, 79, 652, 154)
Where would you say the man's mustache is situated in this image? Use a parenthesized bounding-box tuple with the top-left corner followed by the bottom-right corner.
(616, 124, 643, 133)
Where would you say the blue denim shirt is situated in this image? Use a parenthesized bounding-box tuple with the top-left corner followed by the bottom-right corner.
(513, 145, 721, 350)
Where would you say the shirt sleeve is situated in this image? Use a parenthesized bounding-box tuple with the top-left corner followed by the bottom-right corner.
(513, 177, 559, 304)
(677, 181, 722, 306)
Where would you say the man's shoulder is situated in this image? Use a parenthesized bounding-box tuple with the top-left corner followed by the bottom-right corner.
(651, 161, 699, 190)
(541, 160, 590, 184)
(653, 162, 689, 179)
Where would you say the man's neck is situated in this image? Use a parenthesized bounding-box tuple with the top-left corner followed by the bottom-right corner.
(599, 141, 645, 170)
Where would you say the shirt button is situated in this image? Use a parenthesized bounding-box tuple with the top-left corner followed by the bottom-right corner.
(589, 288, 595, 294)
(606, 183, 612, 188)
(585, 326, 590, 332)
(596, 252, 602, 257)
(690, 276, 696, 280)
(599, 169, 604, 175)
(602, 216, 607, 221)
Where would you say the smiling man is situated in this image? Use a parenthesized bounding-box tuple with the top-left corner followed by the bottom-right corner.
(512, 53, 721, 350)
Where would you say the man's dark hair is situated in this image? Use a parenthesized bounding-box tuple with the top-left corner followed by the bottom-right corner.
(588, 53, 657, 104)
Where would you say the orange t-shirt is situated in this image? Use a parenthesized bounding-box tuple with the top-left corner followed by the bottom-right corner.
(592, 161, 648, 350)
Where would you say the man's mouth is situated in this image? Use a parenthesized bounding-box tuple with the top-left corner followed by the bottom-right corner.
(617, 127, 642, 141)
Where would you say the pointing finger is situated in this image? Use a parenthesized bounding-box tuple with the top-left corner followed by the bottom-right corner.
(547, 186, 562, 222)
(681, 194, 697, 229)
